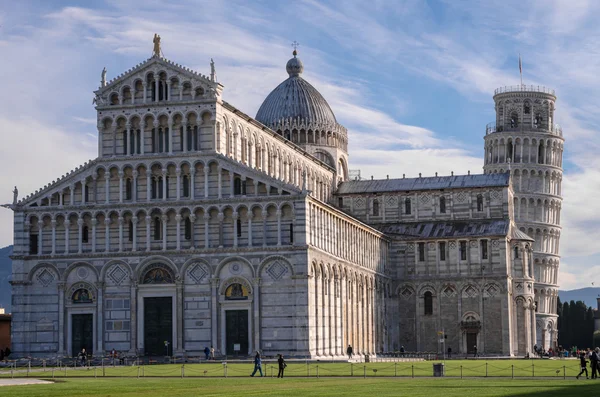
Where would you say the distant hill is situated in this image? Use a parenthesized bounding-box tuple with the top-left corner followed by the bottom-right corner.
(0, 245, 12, 313)
(559, 287, 600, 309)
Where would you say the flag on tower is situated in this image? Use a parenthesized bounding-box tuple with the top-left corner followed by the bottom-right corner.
(519, 54, 523, 86)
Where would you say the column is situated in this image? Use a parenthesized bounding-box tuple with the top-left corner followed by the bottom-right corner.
(51, 219, 57, 255)
(96, 282, 104, 354)
(253, 279, 261, 352)
(204, 167, 209, 198)
(70, 185, 75, 205)
(91, 219, 97, 253)
(189, 214, 196, 249)
(132, 171, 138, 202)
(118, 217, 124, 252)
(162, 170, 167, 199)
(210, 279, 218, 351)
(217, 167, 222, 199)
(204, 214, 210, 249)
(119, 172, 124, 203)
(57, 282, 66, 355)
(176, 281, 184, 353)
(64, 220, 70, 254)
(182, 123, 188, 152)
(140, 128, 145, 155)
(176, 214, 182, 250)
(276, 210, 282, 246)
(146, 173, 151, 202)
(230, 172, 235, 197)
(247, 214, 253, 247)
(126, 124, 132, 155)
(168, 121, 173, 154)
(162, 215, 168, 251)
(129, 282, 138, 354)
(132, 218, 138, 251)
(105, 175, 110, 204)
(145, 216, 151, 252)
(217, 212, 224, 248)
(104, 219, 111, 252)
(232, 213, 239, 247)
(154, 78, 159, 102)
(190, 170, 195, 200)
(77, 219, 83, 254)
(176, 169, 181, 200)
(142, 82, 147, 104)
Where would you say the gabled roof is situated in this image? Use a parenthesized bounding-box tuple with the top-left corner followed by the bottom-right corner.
(95, 55, 221, 96)
(375, 219, 509, 240)
(336, 173, 510, 195)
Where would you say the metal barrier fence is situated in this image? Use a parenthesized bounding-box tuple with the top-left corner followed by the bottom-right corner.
(0, 359, 584, 379)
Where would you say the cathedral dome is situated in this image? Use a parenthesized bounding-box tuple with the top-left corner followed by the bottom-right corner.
(256, 50, 338, 128)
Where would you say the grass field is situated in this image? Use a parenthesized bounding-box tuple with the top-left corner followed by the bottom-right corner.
(0, 359, 589, 378)
(2, 377, 600, 397)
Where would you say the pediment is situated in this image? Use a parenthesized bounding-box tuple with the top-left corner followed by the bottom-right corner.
(94, 56, 223, 105)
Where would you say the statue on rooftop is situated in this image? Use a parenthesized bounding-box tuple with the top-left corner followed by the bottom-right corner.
(153, 34, 161, 57)
(12, 186, 18, 205)
(101, 67, 107, 87)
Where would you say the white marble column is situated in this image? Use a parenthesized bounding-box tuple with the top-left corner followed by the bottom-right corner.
(204, 214, 210, 249)
(190, 170, 195, 199)
(162, 170, 167, 199)
(132, 218, 138, 251)
(217, 167, 222, 199)
(176, 169, 181, 200)
(189, 214, 196, 249)
(96, 282, 104, 354)
(175, 214, 181, 250)
(233, 213, 239, 248)
(162, 215, 168, 251)
(104, 175, 110, 204)
(91, 219, 97, 253)
(145, 216, 151, 252)
(119, 172, 124, 203)
(118, 217, 124, 252)
(77, 219, 83, 254)
(132, 171, 138, 202)
(51, 219, 57, 255)
(104, 218, 111, 252)
(64, 220, 70, 254)
(253, 278, 261, 352)
(129, 281, 138, 353)
(146, 173, 152, 202)
(247, 214, 253, 247)
(276, 210, 282, 246)
(204, 167, 209, 198)
(57, 282, 65, 355)
(176, 281, 184, 353)
(210, 279, 218, 351)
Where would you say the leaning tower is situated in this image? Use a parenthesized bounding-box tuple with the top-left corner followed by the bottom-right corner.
(483, 85, 564, 350)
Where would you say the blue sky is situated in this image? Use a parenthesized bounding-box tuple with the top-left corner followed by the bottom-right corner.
(0, 0, 598, 289)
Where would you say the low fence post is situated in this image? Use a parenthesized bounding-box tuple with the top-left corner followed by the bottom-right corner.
(394, 362, 397, 377)
(485, 362, 488, 377)
(411, 365, 414, 379)
(11, 362, 13, 378)
(181, 364, 184, 378)
(511, 365, 514, 379)
(65, 364, 67, 377)
(363, 365, 366, 379)
(224, 363, 227, 378)
(102, 358, 105, 377)
(460, 365, 463, 379)
(317, 365, 319, 379)
(137, 366, 140, 378)
(563, 366, 566, 379)
(532, 362, 534, 377)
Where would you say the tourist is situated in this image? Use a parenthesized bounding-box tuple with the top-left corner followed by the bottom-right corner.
(576, 352, 589, 379)
(400, 346, 405, 356)
(79, 348, 87, 366)
(250, 351, 263, 377)
(204, 346, 210, 360)
(4, 347, 10, 358)
(210, 345, 215, 360)
(591, 348, 599, 379)
(447, 347, 452, 359)
(473, 345, 478, 358)
(277, 354, 286, 378)
(346, 345, 353, 359)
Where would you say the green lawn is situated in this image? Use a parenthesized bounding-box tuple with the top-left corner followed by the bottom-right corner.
(1, 377, 600, 397)
(0, 359, 587, 378)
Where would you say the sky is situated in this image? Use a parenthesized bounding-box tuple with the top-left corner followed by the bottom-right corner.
(0, 0, 598, 290)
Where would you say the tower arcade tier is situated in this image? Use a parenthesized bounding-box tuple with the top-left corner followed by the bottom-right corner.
(483, 85, 564, 350)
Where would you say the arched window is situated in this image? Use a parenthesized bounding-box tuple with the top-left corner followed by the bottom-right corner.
(236, 218, 242, 237)
(153, 217, 161, 240)
(405, 198, 411, 215)
(507, 141, 513, 161)
(30, 233, 39, 254)
(538, 143, 544, 164)
(534, 114, 542, 128)
(424, 291, 433, 315)
(184, 217, 192, 240)
(372, 199, 379, 216)
(338, 197, 344, 207)
(182, 175, 190, 197)
(136, 129, 141, 154)
(476, 194, 484, 212)
(524, 102, 531, 114)
(84, 184, 89, 203)
(165, 176, 170, 199)
(125, 178, 132, 201)
(514, 245, 520, 259)
(234, 177, 242, 196)
(128, 220, 133, 242)
(290, 223, 294, 244)
(439, 196, 446, 213)
(123, 131, 128, 155)
(82, 225, 89, 243)
(510, 112, 518, 128)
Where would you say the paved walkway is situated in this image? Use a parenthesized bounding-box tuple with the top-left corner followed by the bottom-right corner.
(0, 379, 54, 387)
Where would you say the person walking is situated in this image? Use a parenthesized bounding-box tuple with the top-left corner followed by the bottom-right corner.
(346, 345, 353, 359)
(250, 351, 264, 377)
(210, 346, 215, 360)
(576, 352, 589, 379)
(204, 346, 210, 360)
(473, 345, 478, 358)
(591, 348, 599, 379)
(277, 354, 286, 378)
(79, 348, 87, 367)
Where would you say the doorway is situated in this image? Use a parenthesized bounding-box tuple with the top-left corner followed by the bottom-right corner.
(467, 332, 478, 354)
(72, 314, 93, 357)
(225, 310, 248, 356)
(144, 297, 173, 356)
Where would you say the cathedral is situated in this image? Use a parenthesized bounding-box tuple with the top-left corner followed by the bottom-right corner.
(7, 38, 563, 358)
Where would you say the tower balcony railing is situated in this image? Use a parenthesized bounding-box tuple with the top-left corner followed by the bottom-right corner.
(485, 122, 563, 137)
(494, 85, 556, 96)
